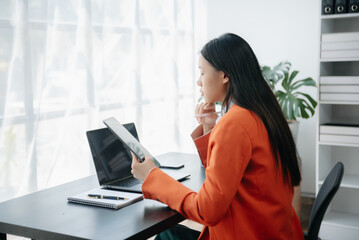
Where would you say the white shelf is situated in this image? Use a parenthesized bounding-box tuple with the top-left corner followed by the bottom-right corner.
(318, 141, 359, 148)
(321, 13, 359, 20)
(320, 212, 359, 240)
(320, 211, 359, 239)
(319, 174, 359, 189)
(320, 58, 359, 62)
(322, 211, 359, 229)
(319, 101, 359, 105)
(318, 4, 359, 239)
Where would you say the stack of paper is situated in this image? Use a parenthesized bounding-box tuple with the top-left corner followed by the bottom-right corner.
(321, 32, 359, 59)
(320, 124, 359, 144)
(320, 76, 359, 101)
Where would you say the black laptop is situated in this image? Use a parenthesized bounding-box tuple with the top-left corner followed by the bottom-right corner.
(86, 123, 190, 193)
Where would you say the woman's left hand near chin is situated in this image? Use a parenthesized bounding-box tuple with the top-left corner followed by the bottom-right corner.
(195, 102, 218, 134)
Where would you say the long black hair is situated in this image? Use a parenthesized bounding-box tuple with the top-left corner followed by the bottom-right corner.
(201, 33, 301, 187)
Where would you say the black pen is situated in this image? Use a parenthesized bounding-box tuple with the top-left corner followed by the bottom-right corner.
(87, 194, 129, 200)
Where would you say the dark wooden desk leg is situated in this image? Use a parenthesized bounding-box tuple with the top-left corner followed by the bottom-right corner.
(0, 233, 7, 240)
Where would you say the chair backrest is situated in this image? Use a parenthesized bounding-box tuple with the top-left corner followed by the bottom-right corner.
(306, 162, 344, 240)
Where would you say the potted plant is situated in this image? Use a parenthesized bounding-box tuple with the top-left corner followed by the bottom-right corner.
(261, 61, 317, 221)
(261, 61, 317, 140)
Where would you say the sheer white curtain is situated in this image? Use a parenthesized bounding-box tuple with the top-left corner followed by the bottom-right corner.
(0, 0, 198, 202)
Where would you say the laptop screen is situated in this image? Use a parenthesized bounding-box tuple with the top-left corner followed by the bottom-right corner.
(86, 123, 139, 185)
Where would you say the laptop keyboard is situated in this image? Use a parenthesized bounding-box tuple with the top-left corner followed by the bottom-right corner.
(113, 177, 140, 187)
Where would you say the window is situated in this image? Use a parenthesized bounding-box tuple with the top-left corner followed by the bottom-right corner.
(0, 0, 197, 202)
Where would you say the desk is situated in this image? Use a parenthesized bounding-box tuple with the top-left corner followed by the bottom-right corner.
(0, 152, 205, 240)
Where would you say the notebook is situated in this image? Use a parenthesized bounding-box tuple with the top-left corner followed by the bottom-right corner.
(67, 187, 143, 209)
(86, 122, 190, 193)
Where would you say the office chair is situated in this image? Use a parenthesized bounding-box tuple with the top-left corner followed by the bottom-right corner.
(304, 162, 344, 240)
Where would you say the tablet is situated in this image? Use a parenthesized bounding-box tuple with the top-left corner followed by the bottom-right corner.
(103, 117, 161, 166)
(103, 117, 185, 170)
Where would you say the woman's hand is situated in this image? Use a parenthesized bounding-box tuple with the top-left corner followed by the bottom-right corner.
(195, 102, 218, 134)
(131, 153, 157, 181)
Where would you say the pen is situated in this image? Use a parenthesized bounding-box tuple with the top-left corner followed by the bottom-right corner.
(87, 194, 129, 200)
(194, 111, 221, 118)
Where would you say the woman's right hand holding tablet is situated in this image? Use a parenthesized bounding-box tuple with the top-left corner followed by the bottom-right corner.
(195, 102, 218, 134)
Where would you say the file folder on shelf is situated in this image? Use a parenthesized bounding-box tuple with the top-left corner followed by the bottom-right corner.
(322, 32, 359, 42)
(323, 0, 335, 14)
(320, 124, 359, 144)
(321, 49, 359, 59)
(320, 134, 359, 143)
(320, 76, 359, 85)
(321, 32, 359, 59)
(321, 41, 359, 51)
(320, 93, 359, 101)
(320, 85, 359, 93)
(349, 0, 359, 12)
(335, 0, 348, 14)
(320, 76, 359, 100)
(320, 124, 359, 135)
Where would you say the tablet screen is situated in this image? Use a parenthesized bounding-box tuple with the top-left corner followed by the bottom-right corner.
(103, 117, 160, 167)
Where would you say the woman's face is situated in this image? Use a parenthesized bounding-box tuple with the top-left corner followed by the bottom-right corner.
(197, 55, 229, 104)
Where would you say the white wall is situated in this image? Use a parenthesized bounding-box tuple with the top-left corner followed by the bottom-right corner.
(205, 0, 321, 194)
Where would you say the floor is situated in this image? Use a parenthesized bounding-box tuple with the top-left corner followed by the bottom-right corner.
(300, 194, 315, 233)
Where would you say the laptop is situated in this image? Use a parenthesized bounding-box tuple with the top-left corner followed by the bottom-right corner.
(86, 123, 190, 193)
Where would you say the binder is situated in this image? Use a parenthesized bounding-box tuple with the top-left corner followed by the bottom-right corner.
(349, 0, 359, 12)
(321, 41, 359, 51)
(321, 32, 359, 42)
(320, 134, 359, 143)
(323, 0, 335, 14)
(320, 93, 359, 101)
(320, 124, 359, 135)
(321, 49, 359, 59)
(320, 76, 359, 85)
(335, 0, 349, 13)
(67, 187, 143, 209)
(320, 85, 359, 93)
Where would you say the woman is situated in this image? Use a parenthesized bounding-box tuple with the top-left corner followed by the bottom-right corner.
(131, 33, 303, 240)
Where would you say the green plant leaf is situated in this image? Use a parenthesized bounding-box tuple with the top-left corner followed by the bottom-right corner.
(288, 70, 299, 86)
(291, 77, 316, 90)
(288, 95, 295, 120)
(261, 61, 291, 91)
(300, 105, 309, 119)
(261, 61, 317, 120)
(282, 100, 289, 119)
(301, 98, 315, 115)
(276, 90, 287, 102)
(271, 61, 291, 85)
(281, 72, 290, 91)
(296, 96, 315, 118)
(294, 101, 301, 119)
(299, 92, 318, 108)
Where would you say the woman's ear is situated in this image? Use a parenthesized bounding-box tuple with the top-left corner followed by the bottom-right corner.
(223, 72, 230, 84)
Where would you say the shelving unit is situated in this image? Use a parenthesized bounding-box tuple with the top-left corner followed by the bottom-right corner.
(317, 7, 359, 240)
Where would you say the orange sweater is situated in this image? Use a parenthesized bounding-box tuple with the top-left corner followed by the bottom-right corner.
(142, 105, 304, 240)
